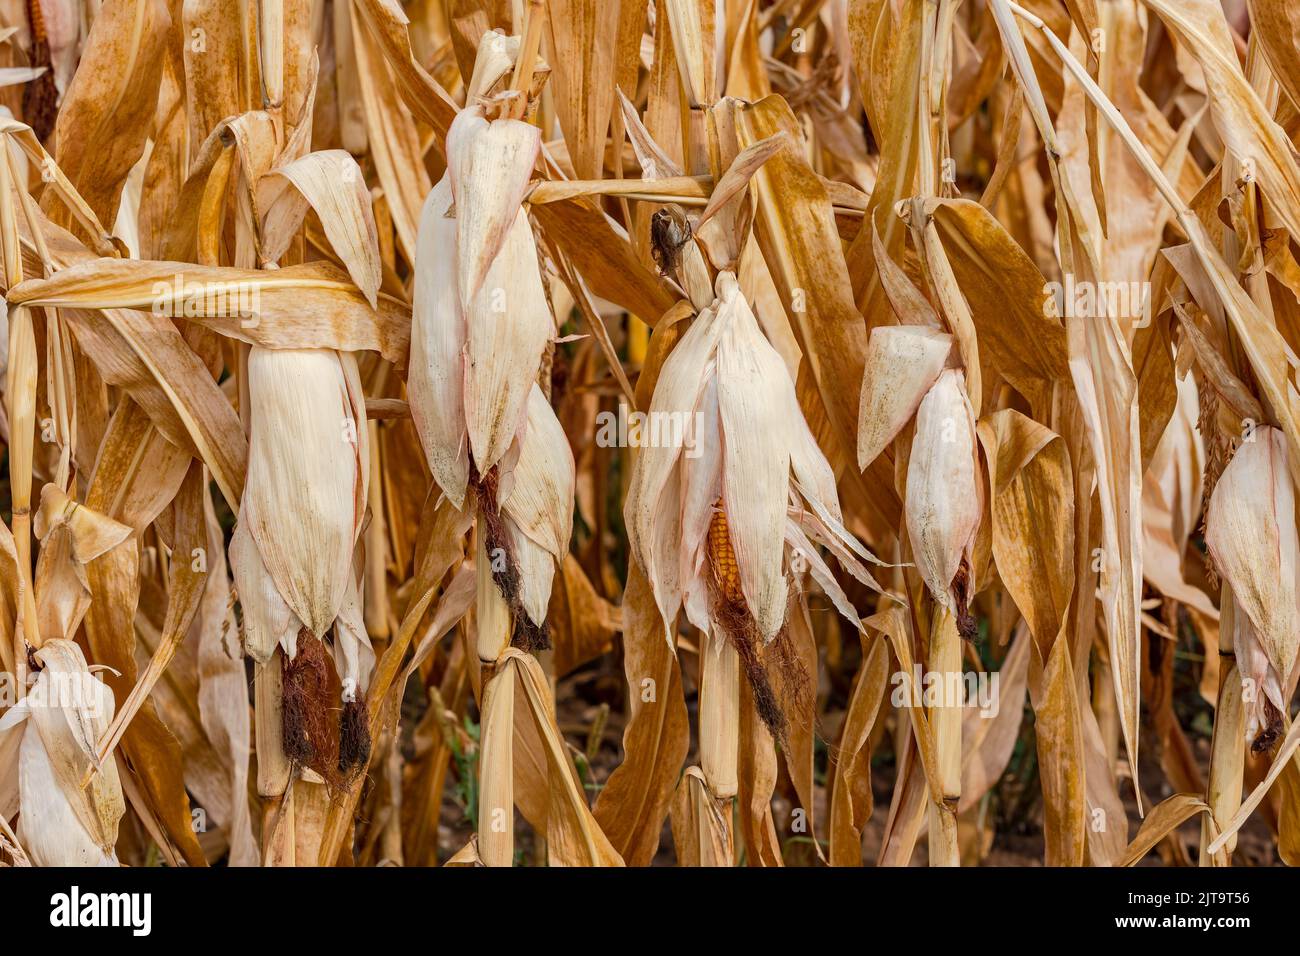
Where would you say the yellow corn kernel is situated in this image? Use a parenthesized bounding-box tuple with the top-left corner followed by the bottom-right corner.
(707, 506, 745, 606)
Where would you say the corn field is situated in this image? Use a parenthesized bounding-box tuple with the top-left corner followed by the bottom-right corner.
(0, 0, 1299, 871)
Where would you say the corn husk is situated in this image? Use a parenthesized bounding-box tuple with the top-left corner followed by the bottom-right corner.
(409, 175, 470, 509)
(905, 369, 981, 609)
(410, 109, 555, 495)
(240, 346, 369, 640)
(627, 271, 880, 645)
(229, 519, 296, 663)
(0, 640, 123, 865)
(858, 325, 953, 471)
(1205, 426, 1299, 720)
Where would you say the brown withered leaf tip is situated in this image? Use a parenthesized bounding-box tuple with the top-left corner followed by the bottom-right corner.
(650, 206, 692, 277)
(953, 560, 979, 643)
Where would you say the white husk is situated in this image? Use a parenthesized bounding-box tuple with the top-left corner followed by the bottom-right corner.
(906, 368, 981, 609)
(409, 174, 470, 509)
(857, 325, 953, 471)
(1205, 426, 1300, 690)
(242, 347, 369, 639)
(0, 640, 123, 866)
(627, 271, 874, 645)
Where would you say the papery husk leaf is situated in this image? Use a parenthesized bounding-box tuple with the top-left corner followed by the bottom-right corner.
(447, 108, 541, 309)
(829, 634, 890, 866)
(1247, 0, 1300, 115)
(925, 199, 1068, 416)
(977, 410, 1075, 658)
(409, 175, 470, 509)
(18, 639, 124, 864)
(906, 369, 980, 609)
(670, 766, 733, 866)
(1029, 637, 1087, 865)
(1205, 427, 1299, 686)
(858, 325, 952, 471)
(229, 519, 297, 663)
(478, 661, 516, 867)
(1143, 0, 1300, 239)
(243, 348, 368, 638)
(531, 197, 680, 325)
(501, 385, 575, 560)
(463, 212, 553, 475)
(1119, 792, 1217, 867)
(507, 649, 624, 865)
(41, 0, 169, 237)
(716, 275, 795, 640)
(545, 0, 618, 181)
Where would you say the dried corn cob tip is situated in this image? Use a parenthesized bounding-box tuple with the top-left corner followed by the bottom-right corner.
(703, 504, 791, 748)
(242, 346, 369, 640)
(0, 639, 123, 866)
(706, 507, 745, 607)
(906, 368, 982, 610)
(1206, 426, 1300, 712)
